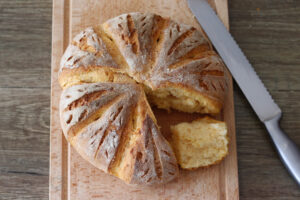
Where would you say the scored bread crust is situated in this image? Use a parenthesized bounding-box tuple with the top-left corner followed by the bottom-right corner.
(59, 12, 228, 114)
(58, 12, 228, 185)
(60, 83, 178, 185)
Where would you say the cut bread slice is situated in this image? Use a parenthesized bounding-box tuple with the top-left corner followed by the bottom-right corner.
(170, 116, 228, 169)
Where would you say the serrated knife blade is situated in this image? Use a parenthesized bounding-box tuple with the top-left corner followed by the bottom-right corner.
(189, 0, 280, 122)
(187, 0, 300, 185)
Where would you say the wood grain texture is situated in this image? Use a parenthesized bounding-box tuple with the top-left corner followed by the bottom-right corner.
(1, 0, 300, 199)
(0, 88, 50, 200)
(50, 0, 239, 199)
(229, 0, 300, 199)
(0, 0, 51, 88)
(0, 1, 51, 200)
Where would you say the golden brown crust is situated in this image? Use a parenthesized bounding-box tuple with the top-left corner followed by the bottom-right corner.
(60, 83, 178, 185)
(58, 66, 136, 89)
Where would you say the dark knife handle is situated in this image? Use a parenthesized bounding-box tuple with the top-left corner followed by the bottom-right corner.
(264, 114, 300, 185)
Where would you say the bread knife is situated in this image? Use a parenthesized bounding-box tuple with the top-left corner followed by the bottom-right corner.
(187, 0, 300, 185)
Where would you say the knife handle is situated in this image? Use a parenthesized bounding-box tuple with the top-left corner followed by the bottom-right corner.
(264, 114, 300, 185)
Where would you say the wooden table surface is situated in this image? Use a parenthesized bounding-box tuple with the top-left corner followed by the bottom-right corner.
(0, 0, 299, 199)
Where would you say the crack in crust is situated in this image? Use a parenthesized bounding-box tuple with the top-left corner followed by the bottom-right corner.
(167, 28, 196, 56)
(126, 14, 140, 54)
(65, 90, 107, 111)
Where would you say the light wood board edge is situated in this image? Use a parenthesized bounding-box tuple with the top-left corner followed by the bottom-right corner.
(50, 0, 70, 199)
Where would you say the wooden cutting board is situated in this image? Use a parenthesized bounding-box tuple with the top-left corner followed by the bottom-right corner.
(50, 0, 239, 199)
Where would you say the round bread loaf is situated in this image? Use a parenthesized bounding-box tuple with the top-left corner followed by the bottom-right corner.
(59, 12, 228, 185)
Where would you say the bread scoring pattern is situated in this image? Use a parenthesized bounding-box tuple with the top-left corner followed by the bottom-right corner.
(60, 83, 178, 185)
(59, 12, 228, 185)
(59, 12, 227, 113)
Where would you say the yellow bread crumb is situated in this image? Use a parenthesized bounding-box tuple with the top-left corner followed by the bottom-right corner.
(145, 84, 222, 114)
(170, 116, 228, 169)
